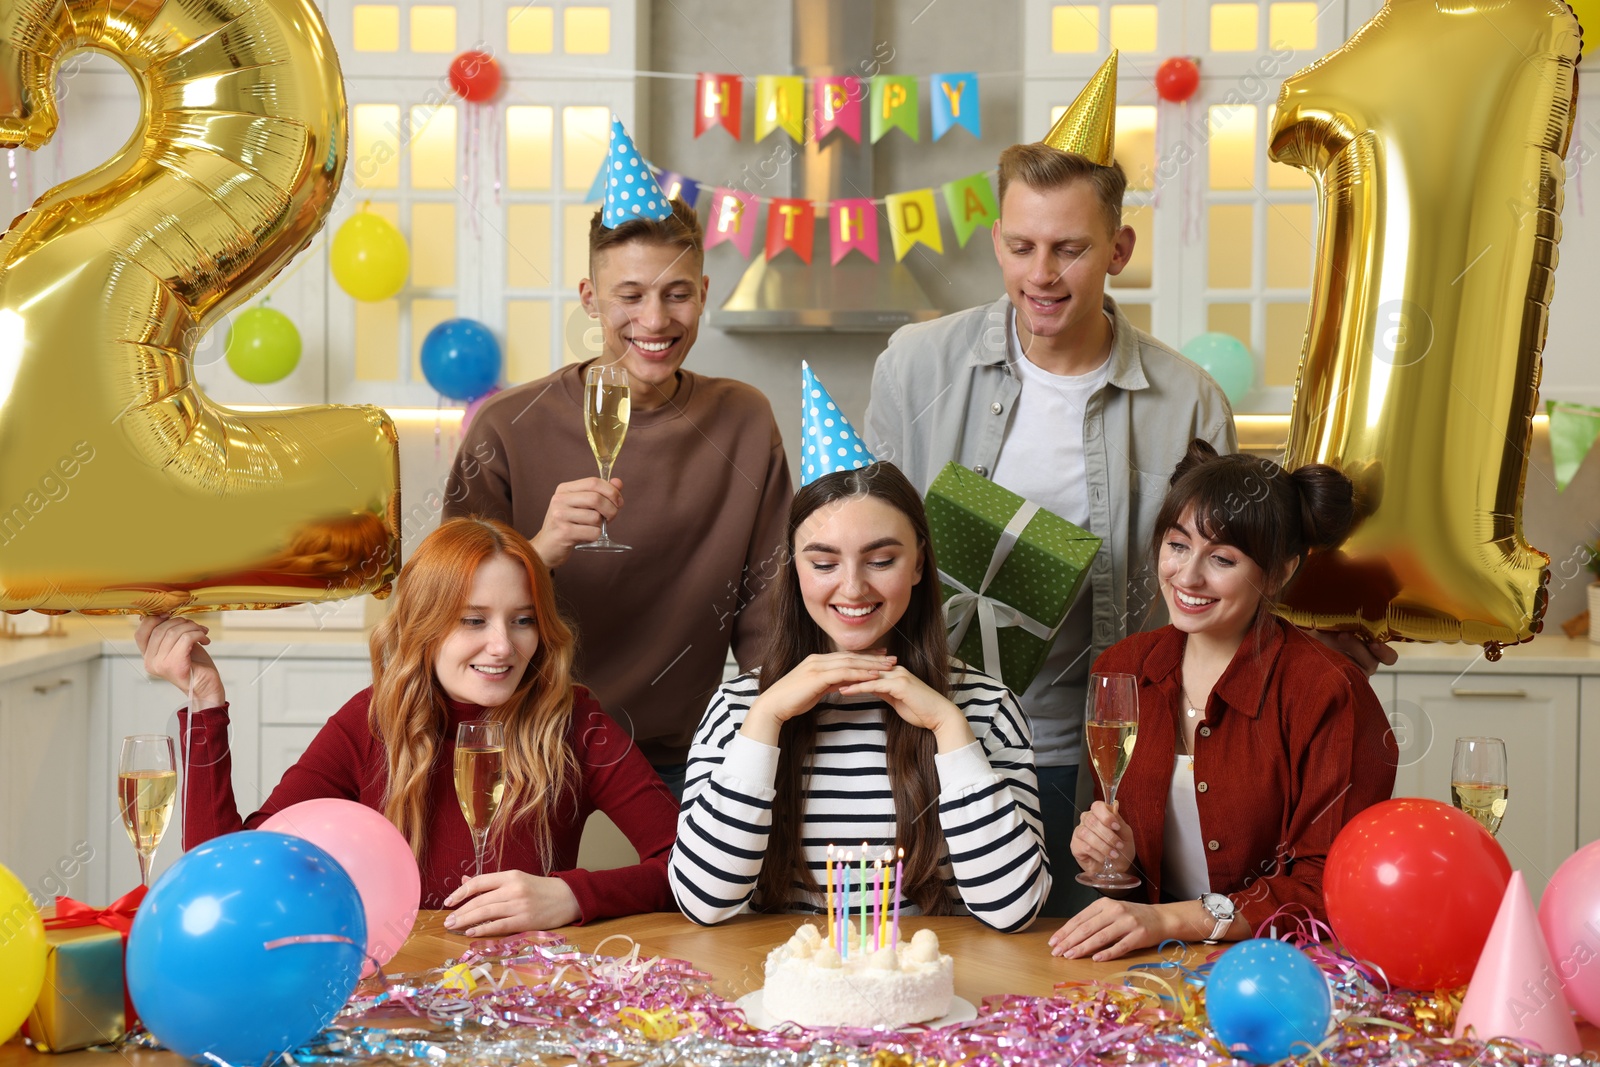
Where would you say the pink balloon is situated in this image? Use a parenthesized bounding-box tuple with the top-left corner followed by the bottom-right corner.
(1540, 840, 1600, 1026)
(260, 799, 420, 974)
(462, 385, 501, 432)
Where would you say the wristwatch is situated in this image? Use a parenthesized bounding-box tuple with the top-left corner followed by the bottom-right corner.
(1199, 892, 1236, 942)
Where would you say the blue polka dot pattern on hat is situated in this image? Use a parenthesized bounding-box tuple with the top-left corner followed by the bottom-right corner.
(800, 361, 877, 486)
(601, 117, 672, 228)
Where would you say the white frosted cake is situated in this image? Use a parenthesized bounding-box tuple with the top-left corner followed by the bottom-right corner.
(759, 922, 954, 1029)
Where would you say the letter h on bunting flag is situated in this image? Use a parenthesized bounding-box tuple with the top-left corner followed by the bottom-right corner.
(831, 199, 879, 264)
(695, 73, 742, 138)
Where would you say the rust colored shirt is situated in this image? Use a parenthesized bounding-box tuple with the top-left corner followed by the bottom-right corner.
(1092, 617, 1396, 928)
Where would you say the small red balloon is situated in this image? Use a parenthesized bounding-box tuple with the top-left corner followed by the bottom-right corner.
(1155, 56, 1201, 103)
(449, 50, 502, 103)
(1324, 797, 1511, 990)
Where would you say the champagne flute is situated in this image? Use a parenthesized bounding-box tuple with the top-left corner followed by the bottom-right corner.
(1451, 736, 1508, 836)
(118, 734, 177, 888)
(575, 363, 631, 552)
(1076, 672, 1142, 890)
(454, 720, 505, 877)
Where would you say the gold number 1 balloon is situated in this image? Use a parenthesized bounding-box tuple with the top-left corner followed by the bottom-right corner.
(0, 0, 400, 613)
(1269, 0, 1579, 657)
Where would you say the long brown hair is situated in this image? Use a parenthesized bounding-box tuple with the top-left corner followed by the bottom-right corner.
(368, 517, 579, 868)
(753, 462, 957, 917)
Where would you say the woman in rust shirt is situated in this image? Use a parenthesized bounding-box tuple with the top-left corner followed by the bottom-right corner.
(1049, 440, 1396, 961)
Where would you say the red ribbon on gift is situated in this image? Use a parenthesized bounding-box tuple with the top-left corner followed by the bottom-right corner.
(42, 884, 148, 1029)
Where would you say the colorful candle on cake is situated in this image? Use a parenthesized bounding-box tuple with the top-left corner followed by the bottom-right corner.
(825, 845, 836, 949)
(859, 843, 869, 956)
(872, 858, 882, 951)
(842, 851, 852, 959)
(880, 848, 892, 947)
(893, 846, 904, 948)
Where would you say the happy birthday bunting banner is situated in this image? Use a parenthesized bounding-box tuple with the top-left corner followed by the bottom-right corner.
(1548, 400, 1600, 491)
(885, 189, 942, 260)
(930, 73, 981, 140)
(654, 170, 701, 208)
(695, 73, 742, 139)
(755, 75, 805, 142)
(871, 75, 919, 142)
(765, 198, 816, 264)
(705, 186, 759, 257)
(813, 76, 862, 143)
(941, 172, 999, 247)
(830, 198, 880, 264)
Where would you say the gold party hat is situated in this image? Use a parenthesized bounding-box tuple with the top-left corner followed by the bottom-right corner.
(1040, 51, 1118, 165)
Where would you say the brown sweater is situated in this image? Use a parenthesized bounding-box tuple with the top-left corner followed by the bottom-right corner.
(444, 363, 793, 764)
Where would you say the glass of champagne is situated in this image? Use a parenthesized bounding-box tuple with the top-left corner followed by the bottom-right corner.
(1451, 736, 1508, 836)
(454, 719, 505, 877)
(1076, 672, 1142, 890)
(575, 363, 631, 552)
(118, 734, 177, 888)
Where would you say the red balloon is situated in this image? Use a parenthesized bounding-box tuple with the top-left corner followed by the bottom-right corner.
(1155, 56, 1201, 103)
(1324, 797, 1511, 990)
(449, 50, 501, 103)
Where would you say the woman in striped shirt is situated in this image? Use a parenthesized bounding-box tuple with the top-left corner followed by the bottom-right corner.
(670, 462, 1049, 932)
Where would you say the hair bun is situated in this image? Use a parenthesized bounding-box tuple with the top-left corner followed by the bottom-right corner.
(1169, 438, 1221, 486)
(1289, 464, 1355, 550)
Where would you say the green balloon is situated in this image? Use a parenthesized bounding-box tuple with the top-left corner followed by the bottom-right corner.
(1181, 331, 1256, 406)
(226, 307, 302, 384)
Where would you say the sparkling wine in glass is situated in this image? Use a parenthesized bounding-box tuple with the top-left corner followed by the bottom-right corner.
(119, 734, 177, 888)
(575, 363, 631, 552)
(1077, 672, 1142, 890)
(454, 719, 506, 877)
(1451, 736, 1508, 836)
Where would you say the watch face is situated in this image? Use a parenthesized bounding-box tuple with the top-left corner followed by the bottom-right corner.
(1202, 892, 1234, 918)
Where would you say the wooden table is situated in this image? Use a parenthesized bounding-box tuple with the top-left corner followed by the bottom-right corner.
(7, 911, 1596, 1063)
(0, 911, 1165, 1065)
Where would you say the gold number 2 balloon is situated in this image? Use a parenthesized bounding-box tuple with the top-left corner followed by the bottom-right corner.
(0, 0, 400, 613)
(1269, 0, 1578, 657)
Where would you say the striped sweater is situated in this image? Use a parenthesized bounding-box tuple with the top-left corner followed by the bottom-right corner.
(670, 667, 1050, 932)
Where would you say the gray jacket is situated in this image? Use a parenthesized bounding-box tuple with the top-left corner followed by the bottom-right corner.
(865, 294, 1237, 676)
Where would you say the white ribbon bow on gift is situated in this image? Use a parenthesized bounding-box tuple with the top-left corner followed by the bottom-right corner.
(939, 500, 1063, 681)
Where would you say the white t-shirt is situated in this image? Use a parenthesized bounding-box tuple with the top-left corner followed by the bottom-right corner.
(1162, 754, 1212, 900)
(990, 308, 1112, 767)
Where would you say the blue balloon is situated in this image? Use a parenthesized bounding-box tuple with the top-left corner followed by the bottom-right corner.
(1205, 939, 1332, 1064)
(1182, 331, 1256, 406)
(126, 831, 366, 1064)
(420, 317, 502, 401)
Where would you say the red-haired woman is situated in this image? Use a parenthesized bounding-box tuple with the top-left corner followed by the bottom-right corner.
(138, 517, 675, 936)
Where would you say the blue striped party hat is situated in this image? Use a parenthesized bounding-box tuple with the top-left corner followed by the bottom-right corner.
(801, 361, 875, 486)
(601, 116, 672, 228)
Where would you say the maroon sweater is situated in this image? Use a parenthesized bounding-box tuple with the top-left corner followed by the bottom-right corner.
(177, 686, 677, 918)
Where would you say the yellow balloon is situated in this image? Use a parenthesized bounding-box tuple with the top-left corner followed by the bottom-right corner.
(331, 212, 411, 302)
(0, 862, 46, 1042)
(0, 0, 401, 613)
(1269, 0, 1577, 657)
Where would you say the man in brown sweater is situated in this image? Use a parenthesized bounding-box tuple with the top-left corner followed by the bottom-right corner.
(444, 197, 792, 797)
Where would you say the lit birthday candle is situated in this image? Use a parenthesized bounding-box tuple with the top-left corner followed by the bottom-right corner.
(872, 857, 882, 950)
(859, 843, 868, 957)
(893, 846, 904, 948)
(832, 844, 844, 953)
(842, 851, 852, 959)
(880, 848, 892, 947)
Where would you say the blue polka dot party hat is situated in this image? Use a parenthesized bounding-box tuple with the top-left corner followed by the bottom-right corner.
(601, 116, 672, 228)
(801, 361, 875, 486)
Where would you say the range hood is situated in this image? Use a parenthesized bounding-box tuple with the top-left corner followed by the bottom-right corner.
(708, 0, 943, 333)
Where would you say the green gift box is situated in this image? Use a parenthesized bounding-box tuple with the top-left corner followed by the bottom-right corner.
(23, 888, 143, 1053)
(925, 462, 1102, 692)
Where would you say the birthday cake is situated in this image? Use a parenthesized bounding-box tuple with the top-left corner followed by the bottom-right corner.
(760, 922, 954, 1029)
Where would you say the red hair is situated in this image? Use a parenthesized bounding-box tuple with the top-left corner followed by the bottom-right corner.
(368, 518, 579, 866)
